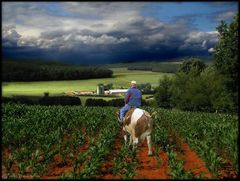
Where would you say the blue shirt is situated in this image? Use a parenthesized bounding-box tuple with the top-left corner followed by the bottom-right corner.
(124, 87, 142, 107)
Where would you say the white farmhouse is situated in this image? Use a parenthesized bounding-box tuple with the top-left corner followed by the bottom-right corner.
(106, 89, 128, 95)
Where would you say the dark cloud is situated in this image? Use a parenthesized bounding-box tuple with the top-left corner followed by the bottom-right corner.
(2, 2, 227, 64)
(2, 25, 22, 49)
(2, 20, 218, 64)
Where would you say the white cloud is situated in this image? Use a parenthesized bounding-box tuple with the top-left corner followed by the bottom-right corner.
(2, 25, 21, 47)
(208, 47, 215, 53)
(2, 25, 21, 40)
(73, 34, 129, 45)
(144, 33, 165, 44)
(17, 36, 38, 47)
(63, 2, 145, 19)
(180, 31, 219, 50)
(2, 2, 147, 38)
(201, 40, 207, 48)
(12, 30, 129, 49)
(16, 25, 43, 37)
(214, 11, 236, 21)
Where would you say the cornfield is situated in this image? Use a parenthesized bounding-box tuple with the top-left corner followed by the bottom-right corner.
(1, 103, 238, 179)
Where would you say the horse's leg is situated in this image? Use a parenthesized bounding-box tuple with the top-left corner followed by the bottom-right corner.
(122, 127, 128, 145)
(146, 135, 153, 156)
(132, 137, 139, 148)
(139, 135, 145, 146)
(124, 127, 137, 148)
(124, 134, 128, 144)
(129, 134, 133, 145)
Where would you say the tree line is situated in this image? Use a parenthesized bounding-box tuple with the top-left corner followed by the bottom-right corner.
(154, 14, 238, 113)
(2, 60, 113, 81)
(127, 62, 180, 73)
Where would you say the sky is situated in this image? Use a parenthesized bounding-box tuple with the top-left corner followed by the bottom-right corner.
(2, 1, 238, 64)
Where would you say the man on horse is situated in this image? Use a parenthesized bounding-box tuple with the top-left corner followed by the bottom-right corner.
(119, 80, 142, 126)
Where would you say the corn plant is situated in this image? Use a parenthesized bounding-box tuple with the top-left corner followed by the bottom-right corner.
(167, 149, 195, 179)
(112, 144, 138, 179)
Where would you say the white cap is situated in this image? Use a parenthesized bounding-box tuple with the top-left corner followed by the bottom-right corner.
(131, 80, 136, 84)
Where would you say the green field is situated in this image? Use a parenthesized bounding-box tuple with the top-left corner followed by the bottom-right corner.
(2, 68, 173, 97)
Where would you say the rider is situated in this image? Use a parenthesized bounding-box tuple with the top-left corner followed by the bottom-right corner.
(119, 80, 142, 126)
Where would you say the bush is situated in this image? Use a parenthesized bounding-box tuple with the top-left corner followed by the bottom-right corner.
(138, 83, 155, 94)
(39, 96, 81, 106)
(141, 99, 149, 106)
(1, 97, 12, 103)
(178, 58, 206, 76)
(168, 66, 236, 113)
(108, 99, 124, 107)
(211, 91, 236, 113)
(85, 98, 108, 107)
(154, 75, 174, 109)
(85, 98, 148, 107)
(202, 67, 236, 113)
(180, 76, 212, 112)
(170, 70, 214, 112)
(2, 96, 36, 105)
(2, 96, 81, 106)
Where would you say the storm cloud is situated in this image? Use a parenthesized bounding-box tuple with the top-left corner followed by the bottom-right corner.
(2, 2, 238, 64)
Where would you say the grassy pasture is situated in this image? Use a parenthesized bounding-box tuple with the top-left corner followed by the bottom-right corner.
(2, 68, 173, 97)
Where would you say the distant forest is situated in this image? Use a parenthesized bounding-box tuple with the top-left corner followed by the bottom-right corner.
(127, 62, 180, 73)
(2, 59, 113, 81)
(102, 58, 212, 73)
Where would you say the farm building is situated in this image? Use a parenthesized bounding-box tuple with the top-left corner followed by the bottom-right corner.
(96, 85, 105, 95)
(105, 89, 128, 95)
(66, 91, 95, 96)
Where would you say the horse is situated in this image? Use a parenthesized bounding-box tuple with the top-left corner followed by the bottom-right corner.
(117, 108, 154, 156)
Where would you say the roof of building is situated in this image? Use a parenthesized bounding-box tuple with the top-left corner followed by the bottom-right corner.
(109, 89, 128, 93)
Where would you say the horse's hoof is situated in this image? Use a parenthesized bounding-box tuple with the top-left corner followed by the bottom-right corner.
(148, 152, 153, 156)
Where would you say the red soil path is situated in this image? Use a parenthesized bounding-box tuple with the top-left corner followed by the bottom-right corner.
(178, 143, 212, 179)
(168, 131, 212, 179)
(134, 141, 170, 179)
(2, 148, 22, 179)
(170, 130, 237, 179)
(218, 159, 238, 179)
(133, 131, 212, 179)
(96, 131, 123, 179)
(96, 130, 170, 179)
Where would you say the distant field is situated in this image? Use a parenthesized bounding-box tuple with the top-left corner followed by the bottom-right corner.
(2, 68, 173, 97)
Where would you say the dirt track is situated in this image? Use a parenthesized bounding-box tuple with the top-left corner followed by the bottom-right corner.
(134, 141, 170, 179)
(97, 130, 211, 179)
